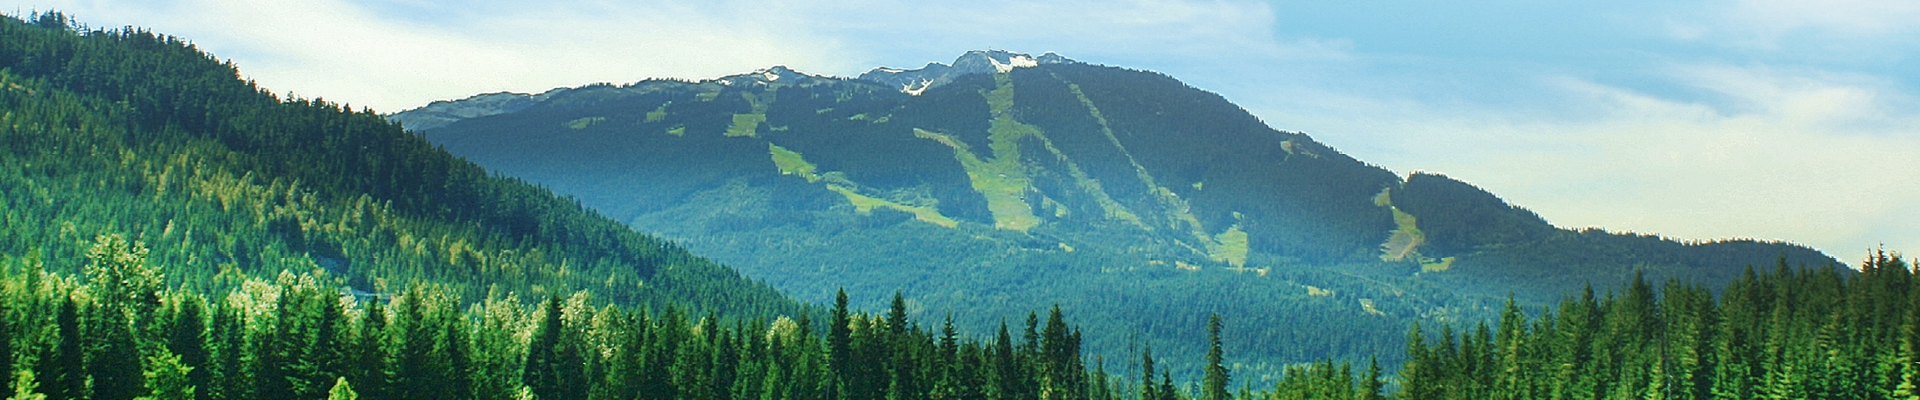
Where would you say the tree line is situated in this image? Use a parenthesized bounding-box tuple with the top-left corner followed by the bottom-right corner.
(0, 234, 1253, 400)
(1397, 252, 1914, 399)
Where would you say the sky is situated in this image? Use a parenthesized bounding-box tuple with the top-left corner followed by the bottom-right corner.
(15, 0, 1920, 261)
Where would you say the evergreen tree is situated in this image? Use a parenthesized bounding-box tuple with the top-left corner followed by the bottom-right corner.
(1158, 371, 1178, 400)
(1140, 346, 1158, 400)
(1039, 305, 1084, 400)
(325, 378, 356, 400)
(162, 296, 210, 400)
(138, 351, 194, 400)
(90, 301, 145, 400)
(1359, 357, 1383, 400)
(522, 296, 575, 400)
(829, 289, 853, 394)
(994, 322, 1020, 400)
(9, 370, 46, 400)
(1202, 314, 1229, 400)
(349, 300, 388, 400)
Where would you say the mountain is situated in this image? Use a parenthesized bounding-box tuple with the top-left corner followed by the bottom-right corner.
(393, 50, 1836, 375)
(0, 13, 801, 318)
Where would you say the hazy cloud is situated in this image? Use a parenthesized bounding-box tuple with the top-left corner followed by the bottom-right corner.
(1256, 64, 1920, 258)
(24, 0, 846, 111)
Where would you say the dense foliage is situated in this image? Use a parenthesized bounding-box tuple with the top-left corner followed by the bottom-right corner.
(0, 12, 797, 316)
(1396, 252, 1918, 400)
(0, 236, 1140, 400)
(2, 11, 1893, 400)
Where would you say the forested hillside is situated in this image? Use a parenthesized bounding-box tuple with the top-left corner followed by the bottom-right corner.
(0, 12, 795, 314)
(0, 11, 1908, 400)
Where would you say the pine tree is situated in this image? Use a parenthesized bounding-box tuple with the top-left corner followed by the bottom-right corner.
(1202, 315, 1230, 400)
(1140, 346, 1158, 400)
(326, 378, 358, 400)
(350, 299, 389, 400)
(205, 304, 251, 400)
(1041, 305, 1084, 400)
(994, 322, 1020, 400)
(89, 301, 145, 400)
(523, 296, 568, 400)
(1089, 357, 1110, 400)
(1359, 357, 1384, 400)
(162, 296, 210, 400)
(1158, 371, 1178, 400)
(829, 289, 853, 392)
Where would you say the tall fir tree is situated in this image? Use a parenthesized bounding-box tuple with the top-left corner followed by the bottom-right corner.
(48, 296, 84, 400)
(1202, 315, 1230, 400)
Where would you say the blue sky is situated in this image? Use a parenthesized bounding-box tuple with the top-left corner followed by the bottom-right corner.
(18, 0, 1920, 260)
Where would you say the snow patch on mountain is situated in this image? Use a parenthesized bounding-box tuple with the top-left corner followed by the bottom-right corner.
(859, 50, 1077, 94)
(391, 53, 1079, 130)
(990, 54, 1039, 73)
(903, 79, 934, 96)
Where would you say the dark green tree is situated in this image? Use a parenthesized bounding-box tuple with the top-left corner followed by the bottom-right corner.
(48, 295, 85, 400)
(523, 296, 582, 400)
(1202, 315, 1229, 400)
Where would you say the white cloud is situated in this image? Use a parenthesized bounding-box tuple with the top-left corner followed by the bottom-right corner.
(1727, 0, 1920, 37)
(1669, 0, 1920, 48)
(21, 0, 1321, 112)
(21, 0, 846, 111)
(1254, 65, 1920, 259)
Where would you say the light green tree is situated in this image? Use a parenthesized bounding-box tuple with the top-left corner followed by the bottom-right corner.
(327, 378, 358, 400)
(135, 351, 193, 400)
(8, 370, 47, 400)
(84, 234, 163, 315)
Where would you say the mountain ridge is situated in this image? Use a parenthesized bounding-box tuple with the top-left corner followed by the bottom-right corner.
(392, 50, 1837, 377)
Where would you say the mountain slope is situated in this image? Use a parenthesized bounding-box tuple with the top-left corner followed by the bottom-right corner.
(0, 13, 800, 317)
(395, 50, 1836, 374)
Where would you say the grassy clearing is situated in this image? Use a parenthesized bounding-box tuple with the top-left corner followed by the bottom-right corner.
(769, 141, 956, 228)
(1063, 79, 1212, 242)
(1376, 187, 1428, 262)
(564, 116, 606, 130)
(1359, 299, 1387, 316)
(1381, 207, 1426, 262)
(1208, 224, 1250, 267)
(727, 113, 765, 137)
(828, 186, 960, 228)
(646, 102, 670, 122)
(768, 144, 821, 182)
(914, 118, 1040, 232)
(913, 127, 1024, 227)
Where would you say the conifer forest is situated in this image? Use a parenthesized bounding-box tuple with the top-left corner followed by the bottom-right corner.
(0, 10, 1911, 400)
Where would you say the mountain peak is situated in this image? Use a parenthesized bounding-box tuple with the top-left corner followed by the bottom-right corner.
(711, 65, 829, 87)
(859, 50, 1077, 95)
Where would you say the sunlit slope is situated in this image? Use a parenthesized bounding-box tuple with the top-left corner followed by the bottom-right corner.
(0, 14, 803, 318)
(399, 51, 1836, 373)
